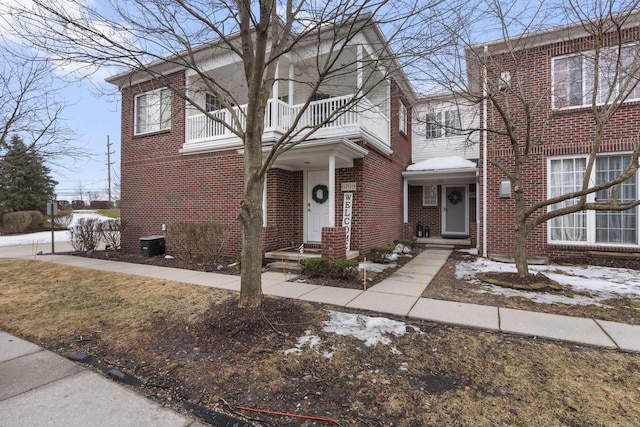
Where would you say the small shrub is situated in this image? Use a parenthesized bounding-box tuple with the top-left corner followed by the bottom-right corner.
(53, 212, 74, 229)
(57, 200, 71, 210)
(301, 258, 328, 277)
(368, 246, 394, 262)
(2, 212, 32, 234)
(71, 200, 85, 210)
(393, 238, 417, 248)
(69, 218, 103, 252)
(90, 200, 112, 210)
(166, 222, 229, 264)
(101, 219, 125, 250)
(329, 259, 359, 279)
(25, 210, 44, 232)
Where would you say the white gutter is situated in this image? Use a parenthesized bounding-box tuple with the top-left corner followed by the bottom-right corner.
(482, 45, 488, 258)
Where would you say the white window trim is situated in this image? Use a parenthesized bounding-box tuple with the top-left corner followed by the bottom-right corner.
(423, 185, 438, 206)
(551, 44, 640, 110)
(547, 153, 640, 246)
(134, 87, 171, 136)
(399, 102, 407, 134)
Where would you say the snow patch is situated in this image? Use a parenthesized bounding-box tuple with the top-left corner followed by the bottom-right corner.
(284, 330, 322, 355)
(456, 257, 640, 304)
(323, 311, 408, 347)
(359, 261, 397, 273)
(407, 156, 476, 171)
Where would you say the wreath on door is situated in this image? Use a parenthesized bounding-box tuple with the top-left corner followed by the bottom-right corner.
(312, 184, 329, 204)
(447, 190, 462, 205)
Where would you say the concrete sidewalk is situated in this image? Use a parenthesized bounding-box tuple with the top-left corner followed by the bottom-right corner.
(0, 331, 202, 427)
(1, 242, 640, 425)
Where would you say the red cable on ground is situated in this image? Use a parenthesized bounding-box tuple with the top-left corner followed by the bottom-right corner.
(236, 405, 340, 424)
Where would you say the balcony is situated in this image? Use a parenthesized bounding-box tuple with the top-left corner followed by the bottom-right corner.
(183, 95, 389, 154)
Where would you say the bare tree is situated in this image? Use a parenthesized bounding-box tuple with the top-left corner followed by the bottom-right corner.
(420, 0, 640, 277)
(0, 46, 78, 161)
(3, 0, 442, 307)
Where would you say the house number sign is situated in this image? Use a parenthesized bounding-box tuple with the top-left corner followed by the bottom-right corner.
(341, 182, 357, 192)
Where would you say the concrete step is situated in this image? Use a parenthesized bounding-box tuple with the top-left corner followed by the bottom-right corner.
(266, 261, 303, 273)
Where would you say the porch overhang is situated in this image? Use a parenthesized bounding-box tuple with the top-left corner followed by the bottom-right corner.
(402, 167, 478, 185)
(263, 138, 369, 171)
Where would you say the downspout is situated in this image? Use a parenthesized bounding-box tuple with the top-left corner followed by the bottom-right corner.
(482, 45, 488, 258)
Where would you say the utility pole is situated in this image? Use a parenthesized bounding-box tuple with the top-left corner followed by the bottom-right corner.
(106, 135, 115, 204)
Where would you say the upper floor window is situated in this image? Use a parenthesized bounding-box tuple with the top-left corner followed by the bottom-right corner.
(425, 109, 461, 139)
(399, 102, 408, 134)
(425, 112, 441, 139)
(205, 93, 221, 112)
(552, 45, 640, 109)
(444, 110, 461, 137)
(135, 88, 171, 135)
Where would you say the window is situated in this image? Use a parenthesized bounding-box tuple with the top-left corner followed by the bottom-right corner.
(399, 102, 408, 134)
(425, 109, 462, 139)
(135, 88, 171, 135)
(552, 45, 640, 109)
(205, 93, 221, 112)
(444, 110, 461, 137)
(595, 155, 637, 244)
(425, 112, 442, 139)
(548, 154, 638, 245)
(423, 185, 438, 206)
(548, 157, 587, 242)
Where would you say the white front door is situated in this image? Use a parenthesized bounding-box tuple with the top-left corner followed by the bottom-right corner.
(307, 170, 330, 242)
(443, 185, 468, 235)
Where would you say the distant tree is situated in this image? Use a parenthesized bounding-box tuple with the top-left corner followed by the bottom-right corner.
(0, 135, 57, 217)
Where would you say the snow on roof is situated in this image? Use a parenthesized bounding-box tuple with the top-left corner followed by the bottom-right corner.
(406, 156, 477, 172)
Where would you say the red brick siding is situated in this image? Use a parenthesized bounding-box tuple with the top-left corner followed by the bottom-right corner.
(478, 27, 640, 257)
(321, 227, 347, 260)
(120, 73, 412, 258)
(265, 169, 303, 250)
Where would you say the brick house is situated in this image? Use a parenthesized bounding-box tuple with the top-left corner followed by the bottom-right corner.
(403, 94, 480, 245)
(469, 12, 640, 261)
(106, 19, 415, 260)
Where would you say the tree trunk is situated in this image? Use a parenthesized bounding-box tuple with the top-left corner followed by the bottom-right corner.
(513, 224, 530, 277)
(238, 173, 265, 308)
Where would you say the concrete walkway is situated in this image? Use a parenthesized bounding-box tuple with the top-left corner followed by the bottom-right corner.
(1, 243, 640, 425)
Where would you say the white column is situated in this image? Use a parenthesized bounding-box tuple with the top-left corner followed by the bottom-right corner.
(403, 178, 408, 223)
(329, 153, 336, 227)
(288, 63, 295, 102)
(356, 45, 363, 97)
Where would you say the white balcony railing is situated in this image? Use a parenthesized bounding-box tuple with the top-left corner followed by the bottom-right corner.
(185, 94, 389, 147)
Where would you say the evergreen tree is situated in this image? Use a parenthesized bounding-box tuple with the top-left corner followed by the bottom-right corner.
(0, 135, 57, 217)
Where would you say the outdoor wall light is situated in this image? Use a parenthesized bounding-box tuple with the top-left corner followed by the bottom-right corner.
(500, 180, 511, 198)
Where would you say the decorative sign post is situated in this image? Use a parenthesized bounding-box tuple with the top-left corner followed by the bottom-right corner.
(342, 192, 353, 251)
(47, 201, 58, 253)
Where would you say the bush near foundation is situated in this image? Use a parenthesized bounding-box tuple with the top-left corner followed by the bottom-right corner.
(394, 238, 417, 248)
(368, 246, 394, 262)
(166, 222, 229, 265)
(301, 258, 328, 277)
(101, 219, 125, 250)
(302, 258, 358, 279)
